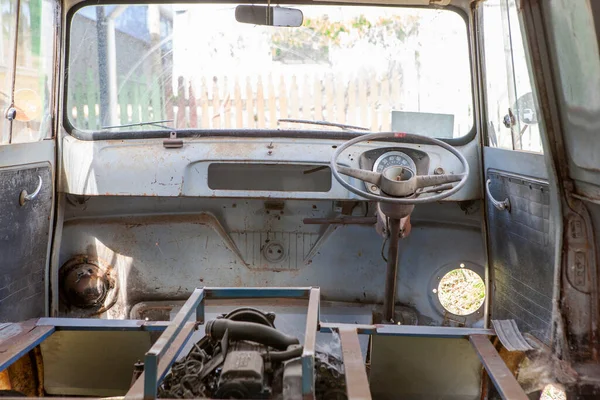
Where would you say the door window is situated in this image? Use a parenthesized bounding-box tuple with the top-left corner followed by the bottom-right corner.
(0, 0, 55, 144)
(481, 0, 543, 153)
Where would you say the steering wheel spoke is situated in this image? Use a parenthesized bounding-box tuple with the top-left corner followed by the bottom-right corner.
(415, 174, 465, 188)
(337, 165, 382, 186)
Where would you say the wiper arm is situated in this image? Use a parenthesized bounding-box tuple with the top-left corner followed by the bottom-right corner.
(278, 118, 369, 131)
(102, 119, 174, 130)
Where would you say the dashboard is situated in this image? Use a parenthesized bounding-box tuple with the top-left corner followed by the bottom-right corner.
(60, 135, 480, 201)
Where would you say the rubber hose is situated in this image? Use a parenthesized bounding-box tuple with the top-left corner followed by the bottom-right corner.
(263, 345, 303, 362)
(205, 319, 299, 350)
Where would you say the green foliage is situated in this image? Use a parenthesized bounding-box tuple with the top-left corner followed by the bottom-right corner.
(271, 14, 420, 63)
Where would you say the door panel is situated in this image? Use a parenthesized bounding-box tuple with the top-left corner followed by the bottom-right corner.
(485, 153, 554, 343)
(0, 141, 55, 321)
(480, 0, 556, 345)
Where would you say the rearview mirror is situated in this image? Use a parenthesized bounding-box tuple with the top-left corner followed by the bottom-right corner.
(235, 5, 303, 27)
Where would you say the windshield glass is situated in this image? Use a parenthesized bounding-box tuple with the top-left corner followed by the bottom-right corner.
(67, 3, 473, 139)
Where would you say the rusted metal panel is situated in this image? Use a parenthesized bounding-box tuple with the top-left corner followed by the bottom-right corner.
(60, 197, 485, 326)
(561, 202, 599, 362)
(469, 334, 528, 400)
(339, 328, 371, 400)
(520, 0, 600, 369)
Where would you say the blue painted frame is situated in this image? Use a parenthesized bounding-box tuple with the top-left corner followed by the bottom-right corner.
(1, 287, 526, 400)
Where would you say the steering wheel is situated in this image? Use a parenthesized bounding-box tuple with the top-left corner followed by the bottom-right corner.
(331, 132, 470, 204)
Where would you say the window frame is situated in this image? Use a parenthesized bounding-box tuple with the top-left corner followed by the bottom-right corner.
(62, 0, 478, 146)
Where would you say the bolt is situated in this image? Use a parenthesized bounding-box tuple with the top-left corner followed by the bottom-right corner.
(371, 185, 378, 191)
(434, 167, 444, 175)
(5, 107, 16, 121)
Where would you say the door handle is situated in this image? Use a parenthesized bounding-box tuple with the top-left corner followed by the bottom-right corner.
(486, 179, 511, 212)
(20, 175, 43, 206)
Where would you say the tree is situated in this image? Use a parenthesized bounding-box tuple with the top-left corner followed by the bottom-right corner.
(270, 13, 420, 76)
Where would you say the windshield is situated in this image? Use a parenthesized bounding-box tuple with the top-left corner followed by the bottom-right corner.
(66, 3, 473, 139)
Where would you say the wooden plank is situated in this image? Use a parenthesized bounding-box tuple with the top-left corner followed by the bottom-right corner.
(339, 328, 371, 400)
(359, 77, 367, 128)
(223, 77, 231, 129)
(348, 77, 356, 125)
(279, 76, 287, 128)
(256, 76, 265, 128)
(325, 75, 334, 123)
(234, 77, 243, 129)
(268, 74, 277, 128)
(188, 81, 197, 128)
(164, 80, 174, 122)
(151, 76, 162, 121)
(336, 78, 346, 124)
(381, 77, 390, 131)
(391, 69, 400, 111)
(314, 76, 322, 121)
(0, 324, 54, 372)
(212, 78, 221, 128)
(302, 75, 311, 124)
(290, 75, 299, 119)
(369, 75, 378, 131)
(469, 335, 528, 400)
(176, 77, 186, 129)
(201, 78, 209, 128)
(246, 77, 254, 128)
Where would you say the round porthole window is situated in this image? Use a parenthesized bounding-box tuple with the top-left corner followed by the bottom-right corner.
(437, 266, 485, 316)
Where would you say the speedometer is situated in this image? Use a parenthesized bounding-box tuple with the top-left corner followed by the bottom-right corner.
(372, 151, 416, 174)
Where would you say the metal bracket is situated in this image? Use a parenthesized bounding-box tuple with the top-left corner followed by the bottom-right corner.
(304, 223, 340, 264)
(163, 132, 183, 148)
(198, 212, 248, 266)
